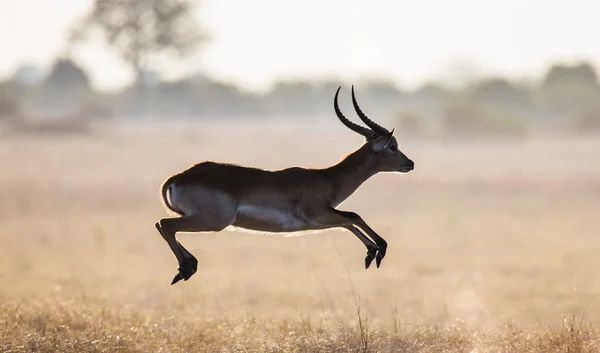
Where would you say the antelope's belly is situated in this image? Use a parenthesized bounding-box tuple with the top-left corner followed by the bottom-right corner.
(233, 204, 310, 232)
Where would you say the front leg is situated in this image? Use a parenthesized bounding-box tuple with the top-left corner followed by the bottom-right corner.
(343, 225, 379, 269)
(311, 207, 384, 269)
(331, 209, 388, 268)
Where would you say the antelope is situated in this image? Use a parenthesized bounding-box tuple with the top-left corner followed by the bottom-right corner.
(155, 86, 415, 285)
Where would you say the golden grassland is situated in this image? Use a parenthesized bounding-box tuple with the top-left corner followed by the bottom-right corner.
(1, 126, 600, 352)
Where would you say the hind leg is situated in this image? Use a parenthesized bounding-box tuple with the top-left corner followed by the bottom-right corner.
(157, 185, 237, 284)
(156, 212, 235, 285)
(155, 222, 198, 281)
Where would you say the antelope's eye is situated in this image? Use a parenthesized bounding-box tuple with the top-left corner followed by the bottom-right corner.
(389, 145, 397, 152)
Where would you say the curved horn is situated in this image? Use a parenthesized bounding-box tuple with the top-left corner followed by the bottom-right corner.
(351, 85, 390, 136)
(334, 86, 377, 140)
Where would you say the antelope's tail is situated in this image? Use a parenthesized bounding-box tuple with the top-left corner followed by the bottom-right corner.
(160, 176, 185, 216)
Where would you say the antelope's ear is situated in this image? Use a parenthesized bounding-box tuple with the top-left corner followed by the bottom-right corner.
(370, 129, 395, 152)
(383, 129, 395, 147)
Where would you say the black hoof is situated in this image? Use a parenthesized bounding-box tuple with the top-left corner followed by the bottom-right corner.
(171, 272, 184, 285)
(170, 264, 196, 285)
(365, 246, 377, 269)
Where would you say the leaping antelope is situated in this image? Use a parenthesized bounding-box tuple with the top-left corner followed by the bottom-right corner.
(155, 86, 415, 285)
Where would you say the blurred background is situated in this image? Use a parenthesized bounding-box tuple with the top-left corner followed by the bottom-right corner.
(1, 0, 600, 135)
(1, 1, 600, 350)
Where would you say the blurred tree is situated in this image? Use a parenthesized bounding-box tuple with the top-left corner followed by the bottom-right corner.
(71, 0, 207, 83)
(540, 62, 600, 129)
(442, 93, 529, 137)
(413, 83, 449, 100)
(543, 62, 599, 88)
(469, 78, 533, 131)
(0, 82, 19, 119)
(24, 59, 92, 119)
(471, 78, 531, 107)
(44, 59, 91, 90)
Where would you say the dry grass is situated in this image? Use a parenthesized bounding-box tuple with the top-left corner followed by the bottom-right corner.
(1, 123, 600, 352)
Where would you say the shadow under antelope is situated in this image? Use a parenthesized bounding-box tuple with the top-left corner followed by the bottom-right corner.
(155, 86, 415, 285)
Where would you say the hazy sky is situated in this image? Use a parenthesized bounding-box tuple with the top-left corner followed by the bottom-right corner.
(0, 0, 599, 92)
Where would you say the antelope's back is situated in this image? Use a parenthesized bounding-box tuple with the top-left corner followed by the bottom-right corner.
(171, 162, 329, 200)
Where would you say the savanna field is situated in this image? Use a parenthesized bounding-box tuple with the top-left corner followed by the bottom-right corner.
(1, 123, 600, 352)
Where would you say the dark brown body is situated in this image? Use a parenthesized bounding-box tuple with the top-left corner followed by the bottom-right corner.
(155, 86, 415, 285)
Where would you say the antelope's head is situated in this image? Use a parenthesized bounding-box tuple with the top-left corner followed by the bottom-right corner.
(334, 86, 415, 174)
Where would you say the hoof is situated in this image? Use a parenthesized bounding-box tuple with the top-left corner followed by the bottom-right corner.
(171, 272, 184, 285)
(365, 246, 377, 269)
(170, 264, 196, 285)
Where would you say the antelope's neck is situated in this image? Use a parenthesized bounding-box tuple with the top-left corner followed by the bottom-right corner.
(322, 145, 375, 206)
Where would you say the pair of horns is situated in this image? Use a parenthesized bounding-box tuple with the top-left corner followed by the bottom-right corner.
(334, 86, 391, 140)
